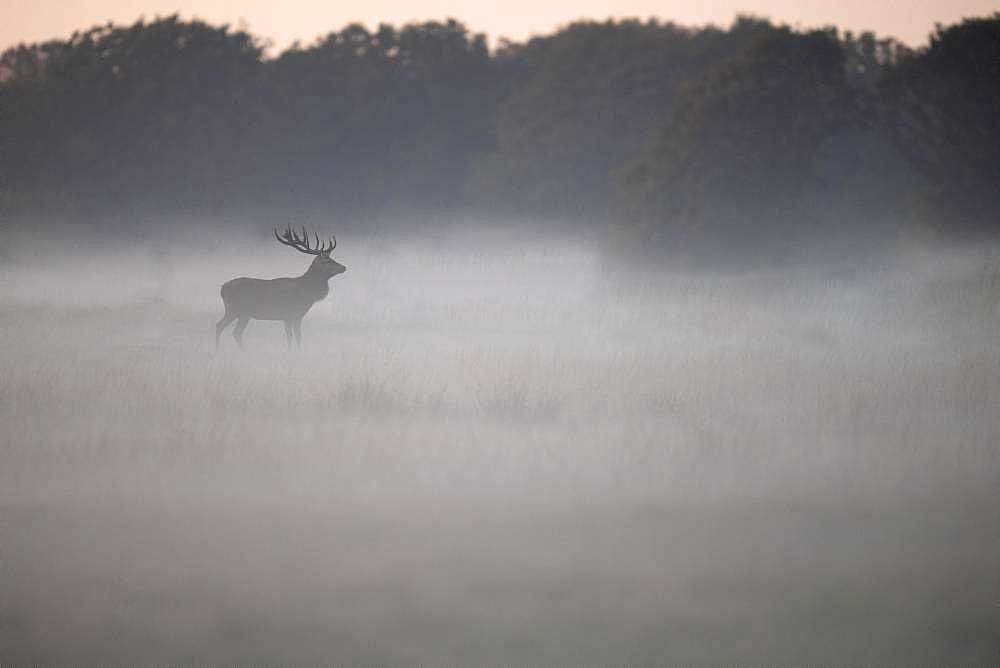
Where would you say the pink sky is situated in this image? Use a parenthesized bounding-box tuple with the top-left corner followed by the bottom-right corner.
(2, 0, 996, 51)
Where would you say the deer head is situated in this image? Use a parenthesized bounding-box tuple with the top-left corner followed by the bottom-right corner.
(274, 226, 346, 279)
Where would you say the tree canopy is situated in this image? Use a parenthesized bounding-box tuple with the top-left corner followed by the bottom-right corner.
(881, 14, 1000, 230)
(1, 13, 996, 243)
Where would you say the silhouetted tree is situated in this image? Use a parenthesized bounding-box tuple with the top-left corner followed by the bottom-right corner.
(1, 16, 266, 218)
(264, 20, 501, 215)
(468, 17, 782, 219)
(881, 14, 1000, 230)
(621, 26, 859, 246)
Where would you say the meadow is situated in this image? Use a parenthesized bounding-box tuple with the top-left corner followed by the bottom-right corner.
(1, 227, 998, 663)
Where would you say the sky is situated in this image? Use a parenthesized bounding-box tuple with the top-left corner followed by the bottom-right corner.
(2, 0, 997, 52)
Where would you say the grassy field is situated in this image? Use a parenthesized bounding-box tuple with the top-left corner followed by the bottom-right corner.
(1, 232, 998, 663)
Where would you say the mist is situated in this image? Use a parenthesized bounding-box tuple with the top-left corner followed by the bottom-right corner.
(2, 222, 998, 663)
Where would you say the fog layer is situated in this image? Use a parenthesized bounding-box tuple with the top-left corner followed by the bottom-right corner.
(1, 229, 998, 663)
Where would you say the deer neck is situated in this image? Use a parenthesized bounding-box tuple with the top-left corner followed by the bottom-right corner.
(299, 265, 332, 301)
(301, 264, 329, 282)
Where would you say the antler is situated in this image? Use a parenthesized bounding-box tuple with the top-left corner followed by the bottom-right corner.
(274, 226, 336, 255)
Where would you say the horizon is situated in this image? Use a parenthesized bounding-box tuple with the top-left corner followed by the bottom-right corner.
(3, 0, 997, 52)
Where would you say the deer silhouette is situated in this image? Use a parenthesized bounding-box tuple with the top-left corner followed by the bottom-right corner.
(217, 227, 346, 349)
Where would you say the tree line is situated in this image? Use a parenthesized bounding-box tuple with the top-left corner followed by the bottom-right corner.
(1, 13, 997, 245)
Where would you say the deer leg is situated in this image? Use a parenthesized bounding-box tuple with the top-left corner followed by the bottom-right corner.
(233, 317, 249, 350)
(292, 318, 303, 350)
(284, 320, 294, 350)
(216, 311, 237, 348)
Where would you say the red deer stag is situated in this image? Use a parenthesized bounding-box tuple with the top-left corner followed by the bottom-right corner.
(217, 227, 346, 349)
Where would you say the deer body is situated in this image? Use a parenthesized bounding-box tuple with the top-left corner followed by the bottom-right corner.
(217, 227, 345, 349)
(221, 272, 329, 321)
